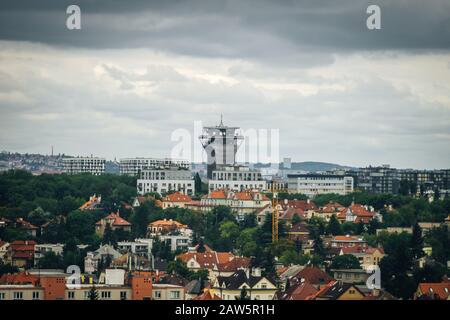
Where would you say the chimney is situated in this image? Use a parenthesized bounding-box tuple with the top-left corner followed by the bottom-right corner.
(284, 199, 288, 205)
(307, 199, 310, 204)
(253, 267, 262, 277)
(245, 268, 250, 279)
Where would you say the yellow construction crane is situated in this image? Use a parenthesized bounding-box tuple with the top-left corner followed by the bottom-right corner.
(269, 183, 288, 243)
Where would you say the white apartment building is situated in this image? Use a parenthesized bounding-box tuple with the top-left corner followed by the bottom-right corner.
(119, 158, 190, 176)
(116, 239, 153, 259)
(287, 174, 354, 197)
(208, 165, 267, 192)
(34, 243, 64, 267)
(137, 167, 195, 196)
(159, 235, 192, 252)
(62, 157, 105, 175)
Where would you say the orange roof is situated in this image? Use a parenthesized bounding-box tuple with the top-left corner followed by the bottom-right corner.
(333, 235, 362, 242)
(0, 272, 39, 285)
(281, 200, 317, 211)
(209, 190, 227, 199)
(163, 192, 193, 203)
(193, 289, 222, 300)
(15, 218, 38, 230)
(294, 267, 335, 286)
(216, 256, 251, 272)
(148, 219, 187, 229)
(177, 251, 234, 270)
(418, 283, 450, 300)
(96, 212, 131, 226)
(79, 195, 101, 210)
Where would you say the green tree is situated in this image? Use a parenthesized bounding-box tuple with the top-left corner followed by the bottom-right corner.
(410, 222, 424, 260)
(330, 254, 361, 269)
(88, 286, 99, 300)
(236, 287, 251, 300)
(326, 214, 342, 236)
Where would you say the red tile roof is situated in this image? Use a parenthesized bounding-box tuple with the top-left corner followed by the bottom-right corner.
(216, 257, 251, 272)
(15, 218, 38, 230)
(418, 282, 450, 300)
(193, 289, 222, 300)
(163, 192, 193, 203)
(177, 251, 235, 270)
(96, 212, 131, 226)
(280, 200, 317, 211)
(0, 272, 39, 285)
(293, 267, 335, 286)
(209, 190, 227, 199)
(283, 281, 319, 300)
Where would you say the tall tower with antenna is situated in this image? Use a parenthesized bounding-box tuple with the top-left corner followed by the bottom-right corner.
(199, 115, 243, 179)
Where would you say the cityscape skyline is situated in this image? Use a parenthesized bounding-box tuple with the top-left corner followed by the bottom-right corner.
(1, 1, 450, 168)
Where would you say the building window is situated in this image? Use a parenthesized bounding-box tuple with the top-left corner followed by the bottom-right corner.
(0, 292, 5, 300)
(68, 291, 75, 299)
(13, 292, 23, 300)
(120, 291, 127, 300)
(32, 291, 40, 300)
(154, 291, 161, 299)
(101, 291, 111, 299)
(170, 291, 180, 299)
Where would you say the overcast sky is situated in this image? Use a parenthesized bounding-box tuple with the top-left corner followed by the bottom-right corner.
(0, 0, 450, 169)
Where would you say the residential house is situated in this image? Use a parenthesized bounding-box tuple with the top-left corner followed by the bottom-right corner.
(6, 240, 36, 268)
(286, 223, 310, 242)
(330, 235, 368, 249)
(176, 244, 236, 280)
(278, 280, 319, 300)
(331, 269, 369, 284)
(162, 192, 193, 209)
(290, 267, 335, 289)
(132, 195, 162, 208)
(14, 218, 38, 237)
(147, 219, 192, 237)
(276, 199, 317, 219)
(0, 241, 9, 262)
(314, 202, 345, 221)
(193, 289, 222, 300)
(84, 244, 122, 274)
(211, 269, 277, 300)
(196, 189, 271, 221)
(339, 246, 385, 270)
(79, 194, 102, 211)
(95, 211, 132, 236)
(34, 243, 64, 267)
(311, 281, 366, 300)
(152, 284, 185, 300)
(336, 203, 382, 224)
(414, 281, 450, 300)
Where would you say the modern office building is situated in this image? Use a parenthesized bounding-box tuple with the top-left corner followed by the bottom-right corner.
(137, 166, 195, 195)
(62, 157, 105, 175)
(349, 165, 399, 194)
(119, 158, 190, 176)
(287, 174, 354, 197)
(208, 165, 266, 192)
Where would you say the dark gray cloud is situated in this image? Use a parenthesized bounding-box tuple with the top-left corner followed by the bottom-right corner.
(0, 0, 449, 64)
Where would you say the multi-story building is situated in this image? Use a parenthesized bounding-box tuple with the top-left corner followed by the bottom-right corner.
(199, 118, 243, 179)
(287, 174, 354, 197)
(137, 166, 195, 196)
(211, 269, 277, 300)
(152, 284, 185, 300)
(195, 189, 271, 221)
(350, 165, 399, 194)
(34, 244, 64, 267)
(62, 157, 105, 175)
(116, 239, 153, 259)
(119, 158, 190, 176)
(159, 235, 192, 252)
(208, 165, 267, 192)
(95, 211, 132, 236)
